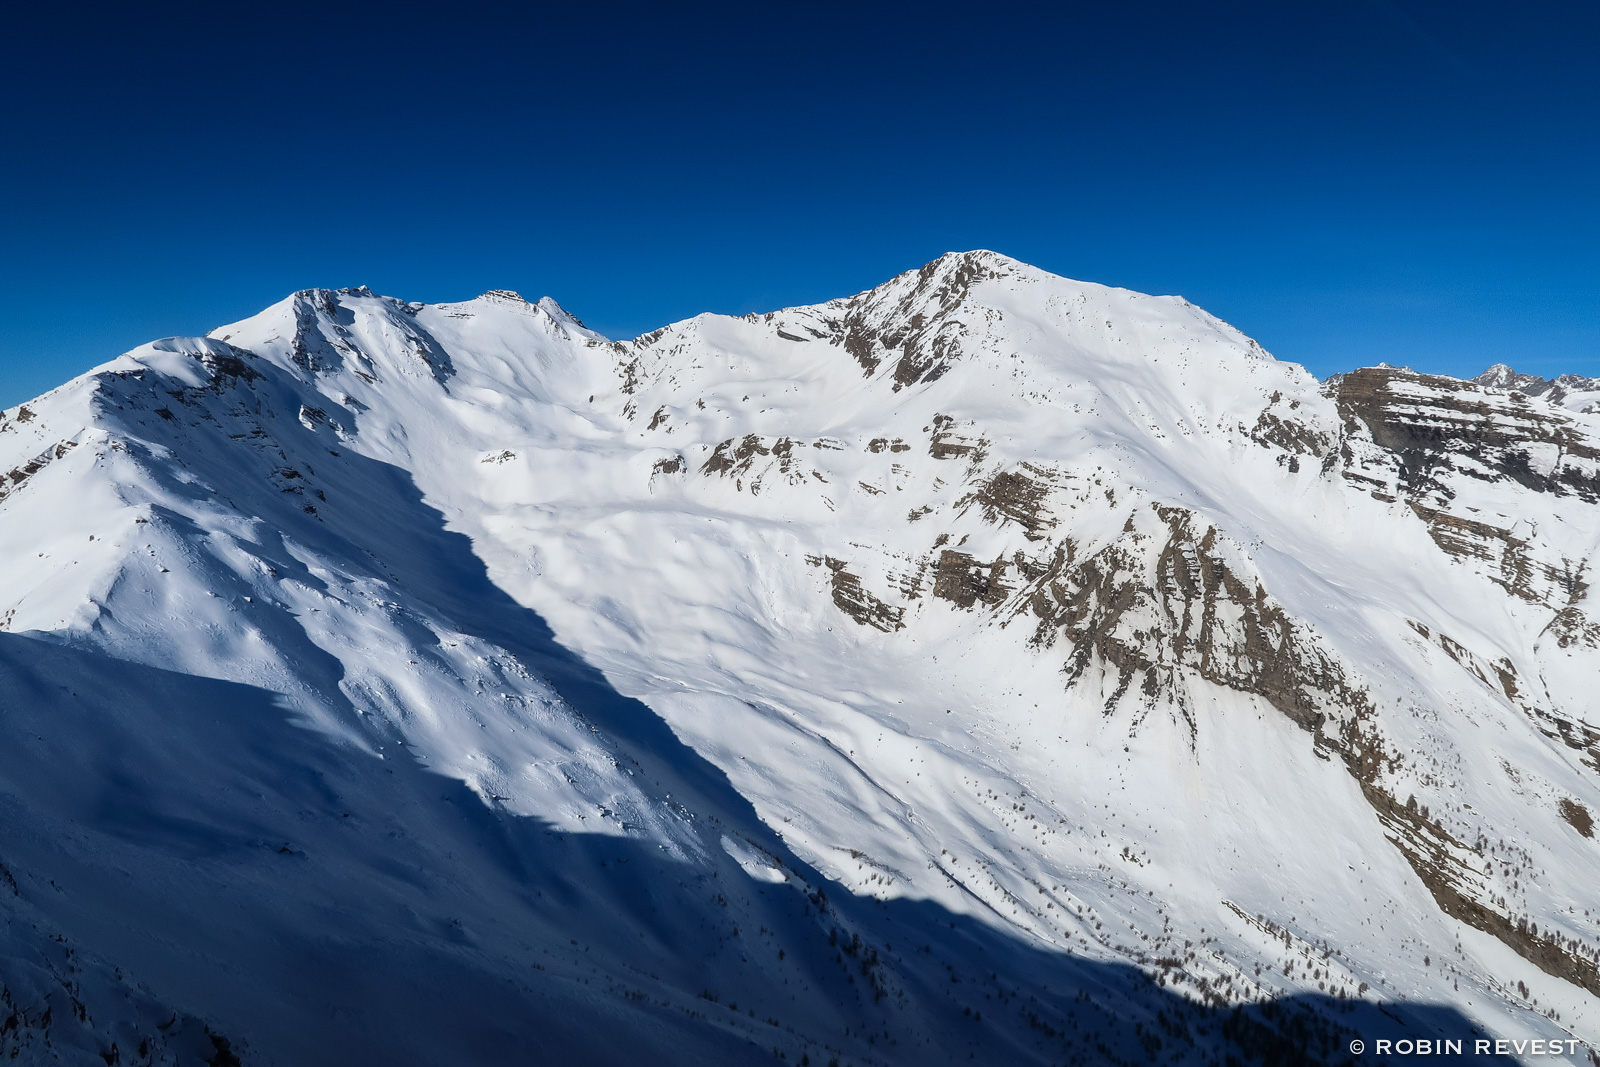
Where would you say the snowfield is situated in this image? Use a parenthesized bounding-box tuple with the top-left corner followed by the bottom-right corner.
(0, 252, 1595, 1064)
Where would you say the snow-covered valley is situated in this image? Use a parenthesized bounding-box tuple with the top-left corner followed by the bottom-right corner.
(1, 252, 1596, 1064)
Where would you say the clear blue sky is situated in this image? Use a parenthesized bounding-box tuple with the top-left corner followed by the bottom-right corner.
(2, 1, 1595, 407)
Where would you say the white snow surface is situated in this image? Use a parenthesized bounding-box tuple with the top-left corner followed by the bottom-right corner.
(0, 253, 1596, 1064)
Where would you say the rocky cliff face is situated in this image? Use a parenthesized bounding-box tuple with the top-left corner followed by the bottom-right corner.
(0, 253, 1595, 1063)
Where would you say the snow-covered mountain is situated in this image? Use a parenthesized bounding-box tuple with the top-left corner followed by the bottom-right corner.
(1472, 365, 1600, 415)
(1, 252, 1596, 1065)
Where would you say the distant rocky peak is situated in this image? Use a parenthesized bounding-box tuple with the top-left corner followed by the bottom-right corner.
(1470, 364, 1600, 412)
(1473, 363, 1599, 392)
(1473, 363, 1552, 395)
(1474, 362, 1518, 386)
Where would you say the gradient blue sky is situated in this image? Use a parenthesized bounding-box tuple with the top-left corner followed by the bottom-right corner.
(2, 1, 1595, 407)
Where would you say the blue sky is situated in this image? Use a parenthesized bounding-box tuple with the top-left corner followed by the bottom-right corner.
(1, 1, 1595, 407)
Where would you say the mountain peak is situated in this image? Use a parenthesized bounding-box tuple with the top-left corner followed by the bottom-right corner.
(929, 248, 1019, 269)
(1471, 362, 1600, 412)
(467, 290, 591, 331)
(1474, 362, 1519, 387)
(533, 295, 588, 329)
(1473, 362, 1541, 391)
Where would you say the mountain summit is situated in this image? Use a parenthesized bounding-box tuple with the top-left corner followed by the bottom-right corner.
(1471, 363, 1600, 413)
(1, 252, 1596, 1064)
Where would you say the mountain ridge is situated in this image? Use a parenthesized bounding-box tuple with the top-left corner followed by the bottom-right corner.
(0, 252, 1596, 1064)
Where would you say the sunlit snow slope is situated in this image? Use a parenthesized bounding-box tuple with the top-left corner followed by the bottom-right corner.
(1, 253, 1596, 1065)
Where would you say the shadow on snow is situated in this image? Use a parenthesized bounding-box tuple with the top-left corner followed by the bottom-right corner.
(0, 438, 1534, 1067)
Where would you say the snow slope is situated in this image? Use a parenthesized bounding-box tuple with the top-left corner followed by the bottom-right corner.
(0, 253, 1595, 1064)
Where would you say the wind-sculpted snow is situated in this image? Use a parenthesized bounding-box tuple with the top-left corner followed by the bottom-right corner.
(0, 253, 1594, 1063)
